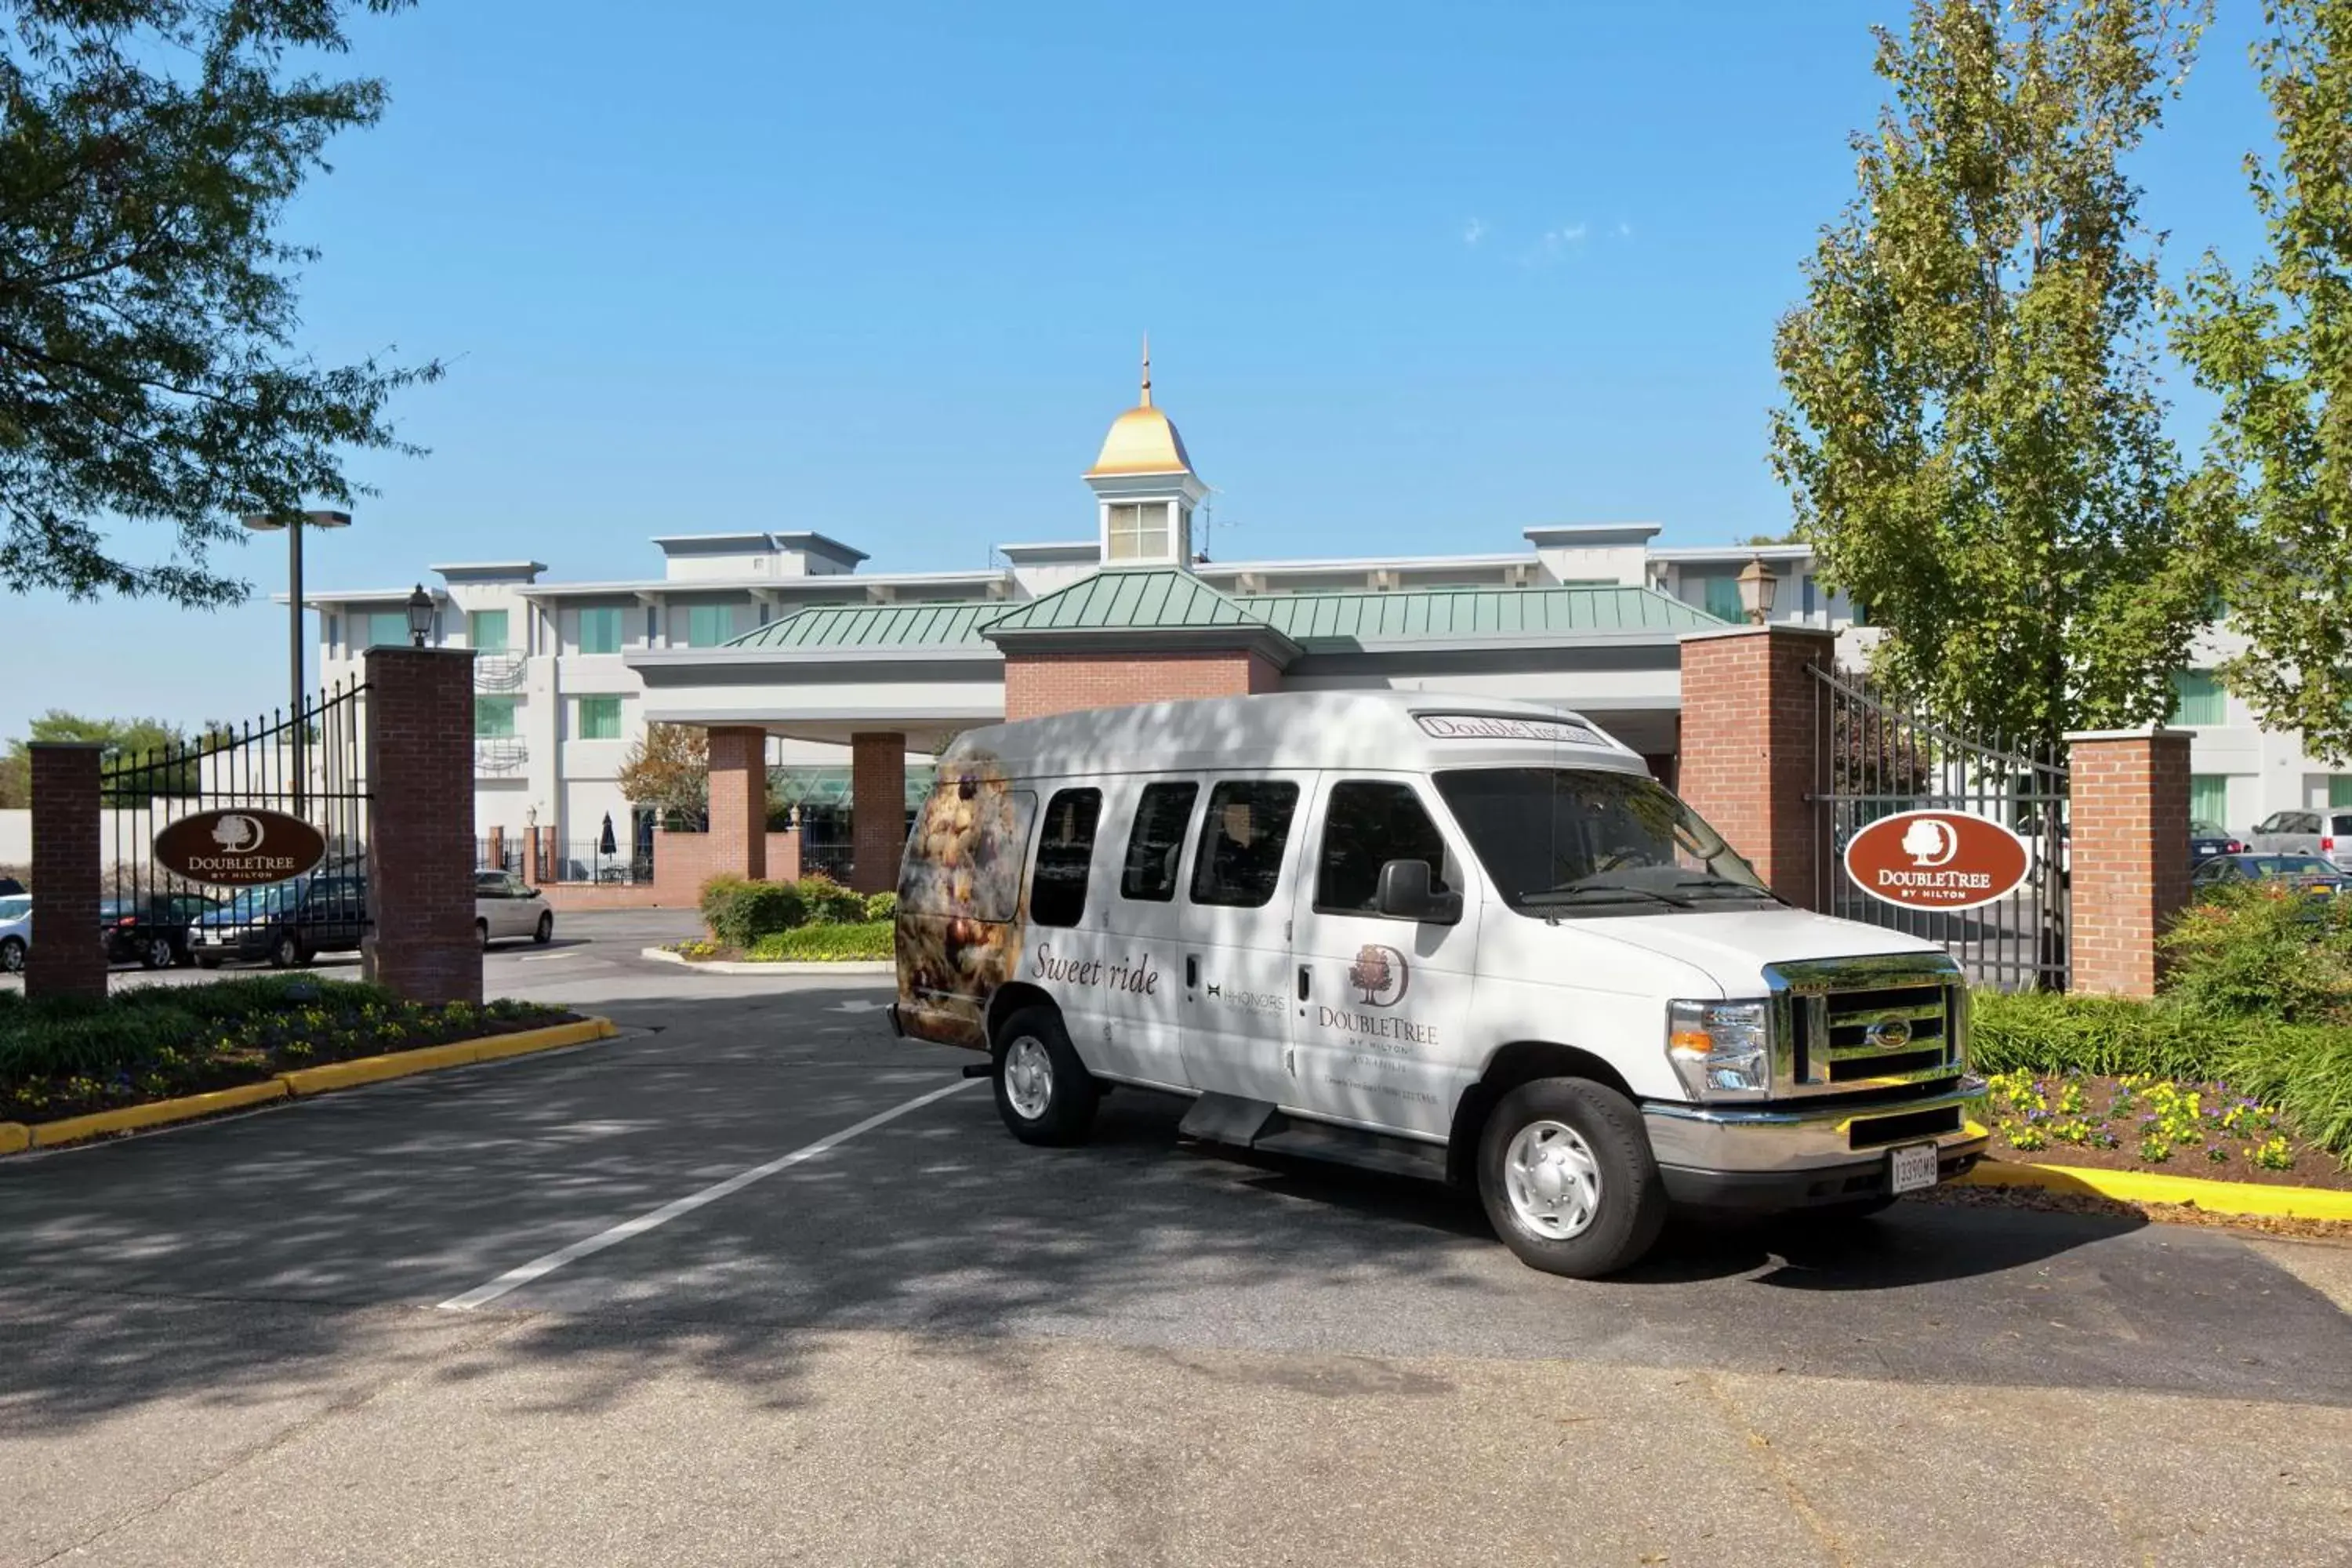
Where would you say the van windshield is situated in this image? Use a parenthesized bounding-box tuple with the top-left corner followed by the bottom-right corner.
(1432, 768, 1774, 916)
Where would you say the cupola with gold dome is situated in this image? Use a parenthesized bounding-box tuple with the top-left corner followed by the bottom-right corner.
(1084, 339, 1207, 568)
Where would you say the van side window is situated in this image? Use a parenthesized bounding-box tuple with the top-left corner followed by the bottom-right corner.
(1031, 789, 1102, 927)
(1189, 780, 1301, 909)
(1316, 781, 1450, 914)
(1120, 782, 1199, 902)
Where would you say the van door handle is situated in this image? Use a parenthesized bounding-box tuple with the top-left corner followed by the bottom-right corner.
(1297, 965, 1311, 1001)
(1185, 955, 1198, 989)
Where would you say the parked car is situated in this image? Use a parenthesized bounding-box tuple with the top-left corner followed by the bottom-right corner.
(475, 869, 554, 949)
(2190, 852, 2347, 901)
(2248, 808, 2352, 871)
(0, 876, 25, 897)
(100, 892, 224, 970)
(189, 873, 368, 968)
(0, 892, 29, 975)
(2190, 819, 2244, 863)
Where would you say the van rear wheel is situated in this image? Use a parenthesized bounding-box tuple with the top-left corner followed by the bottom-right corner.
(990, 1006, 1098, 1147)
(1477, 1077, 1667, 1279)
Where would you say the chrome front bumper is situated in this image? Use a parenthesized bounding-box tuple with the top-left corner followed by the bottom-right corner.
(1643, 1075, 1990, 1175)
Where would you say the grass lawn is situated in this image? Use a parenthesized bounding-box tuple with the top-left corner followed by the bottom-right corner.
(0, 976, 573, 1123)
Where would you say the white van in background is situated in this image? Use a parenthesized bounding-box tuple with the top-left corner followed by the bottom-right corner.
(891, 691, 1987, 1278)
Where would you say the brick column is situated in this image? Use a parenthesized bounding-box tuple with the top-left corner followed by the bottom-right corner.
(706, 726, 768, 883)
(2067, 728, 2191, 998)
(27, 743, 106, 1001)
(486, 826, 505, 876)
(1676, 626, 1835, 909)
(850, 732, 908, 895)
(364, 648, 480, 1005)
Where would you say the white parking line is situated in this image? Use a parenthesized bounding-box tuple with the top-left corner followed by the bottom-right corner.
(435, 1076, 979, 1311)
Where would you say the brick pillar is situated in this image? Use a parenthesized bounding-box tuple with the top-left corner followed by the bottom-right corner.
(706, 726, 768, 883)
(1676, 626, 1835, 909)
(486, 826, 505, 876)
(850, 732, 908, 895)
(27, 743, 106, 1002)
(2067, 728, 2191, 998)
(364, 648, 480, 1005)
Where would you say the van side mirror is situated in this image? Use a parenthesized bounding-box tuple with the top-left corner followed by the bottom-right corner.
(1375, 859, 1462, 925)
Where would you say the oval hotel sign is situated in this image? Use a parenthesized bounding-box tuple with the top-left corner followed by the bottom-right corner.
(1844, 810, 2030, 912)
(153, 809, 327, 888)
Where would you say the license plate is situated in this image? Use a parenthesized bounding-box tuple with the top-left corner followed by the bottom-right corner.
(1889, 1142, 1940, 1194)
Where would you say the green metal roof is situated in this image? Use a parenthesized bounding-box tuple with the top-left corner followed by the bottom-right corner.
(980, 568, 1257, 634)
(1233, 585, 1723, 645)
(726, 600, 1001, 650)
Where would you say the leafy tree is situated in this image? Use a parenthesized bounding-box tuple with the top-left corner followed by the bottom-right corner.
(0, 710, 212, 802)
(618, 723, 709, 829)
(1769, 0, 2215, 750)
(2173, 0, 2352, 764)
(1, 0, 437, 605)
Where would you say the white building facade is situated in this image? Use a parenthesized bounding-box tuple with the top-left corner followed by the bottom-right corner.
(303, 372, 2351, 878)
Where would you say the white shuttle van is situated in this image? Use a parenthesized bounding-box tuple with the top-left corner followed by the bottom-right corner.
(891, 690, 1987, 1277)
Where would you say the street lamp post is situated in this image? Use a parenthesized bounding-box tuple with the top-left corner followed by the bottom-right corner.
(1737, 554, 1780, 626)
(241, 507, 352, 811)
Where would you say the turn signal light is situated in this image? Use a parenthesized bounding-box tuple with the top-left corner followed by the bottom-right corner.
(1668, 1029, 1716, 1055)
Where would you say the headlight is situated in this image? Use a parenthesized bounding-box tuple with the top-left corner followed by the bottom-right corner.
(1666, 999, 1771, 1101)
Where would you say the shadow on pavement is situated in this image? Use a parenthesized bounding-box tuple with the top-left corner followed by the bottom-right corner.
(2, 982, 2348, 1436)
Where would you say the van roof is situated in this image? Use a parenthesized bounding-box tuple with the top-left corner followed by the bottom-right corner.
(940, 690, 1650, 782)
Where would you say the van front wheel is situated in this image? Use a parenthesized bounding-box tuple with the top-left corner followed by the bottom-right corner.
(1477, 1077, 1667, 1279)
(991, 1007, 1098, 1147)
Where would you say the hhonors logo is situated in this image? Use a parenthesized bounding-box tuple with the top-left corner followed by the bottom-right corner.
(1348, 944, 1410, 1007)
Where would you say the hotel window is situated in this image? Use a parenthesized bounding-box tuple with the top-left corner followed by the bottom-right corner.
(578, 606, 624, 655)
(474, 696, 519, 739)
(686, 604, 737, 647)
(2332, 776, 2352, 809)
(575, 695, 623, 740)
(365, 610, 410, 648)
(2170, 670, 2226, 727)
(1684, 573, 1744, 622)
(2190, 775, 2230, 826)
(469, 609, 510, 652)
(1107, 502, 1171, 561)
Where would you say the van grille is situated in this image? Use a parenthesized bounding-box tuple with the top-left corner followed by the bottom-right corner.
(1765, 959, 1964, 1098)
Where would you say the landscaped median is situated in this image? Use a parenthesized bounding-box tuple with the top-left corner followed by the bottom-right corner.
(0, 975, 615, 1153)
(650, 873, 896, 971)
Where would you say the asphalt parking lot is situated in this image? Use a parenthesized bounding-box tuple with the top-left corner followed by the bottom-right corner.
(4, 912, 2351, 1566)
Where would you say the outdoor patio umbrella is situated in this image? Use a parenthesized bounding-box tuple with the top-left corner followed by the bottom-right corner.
(599, 813, 618, 857)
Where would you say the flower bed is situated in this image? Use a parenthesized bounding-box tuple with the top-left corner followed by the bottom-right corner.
(666, 920, 894, 964)
(0, 976, 572, 1123)
(1984, 1068, 2351, 1189)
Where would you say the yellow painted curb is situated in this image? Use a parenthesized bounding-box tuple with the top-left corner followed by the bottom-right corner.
(1958, 1158, 2352, 1221)
(28, 1080, 290, 1149)
(9, 1016, 619, 1153)
(275, 1017, 619, 1095)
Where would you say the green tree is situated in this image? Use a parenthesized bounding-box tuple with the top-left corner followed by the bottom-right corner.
(1769, 0, 2215, 749)
(2173, 0, 2352, 764)
(0, 710, 209, 802)
(617, 724, 709, 830)
(1, 0, 437, 605)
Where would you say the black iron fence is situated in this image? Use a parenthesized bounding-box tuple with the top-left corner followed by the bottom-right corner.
(1810, 666, 2070, 992)
(549, 840, 653, 885)
(98, 681, 370, 970)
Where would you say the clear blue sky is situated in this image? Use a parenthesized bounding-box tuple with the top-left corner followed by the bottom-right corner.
(2, 0, 2278, 741)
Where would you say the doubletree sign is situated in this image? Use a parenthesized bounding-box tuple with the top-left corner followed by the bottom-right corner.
(153, 810, 328, 888)
(1843, 810, 2031, 912)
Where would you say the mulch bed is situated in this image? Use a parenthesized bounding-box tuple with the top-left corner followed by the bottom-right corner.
(0, 981, 575, 1123)
(1984, 1069, 2352, 1191)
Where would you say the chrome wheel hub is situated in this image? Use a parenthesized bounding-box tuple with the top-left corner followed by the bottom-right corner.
(1504, 1120, 1602, 1240)
(1003, 1036, 1054, 1120)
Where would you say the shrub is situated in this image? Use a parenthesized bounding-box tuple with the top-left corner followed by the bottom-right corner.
(746, 920, 893, 962)
(2162, 884, 2352, 1024)
(699, 876, 808, 948)
(863, 891, 898, 922)
(794, 873, 866, 925)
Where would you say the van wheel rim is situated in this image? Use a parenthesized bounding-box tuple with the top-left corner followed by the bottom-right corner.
(1504, 1120, 1602, 1240)
(1004, 1036, 1053, 1120)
